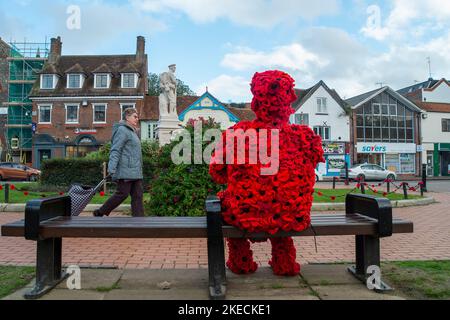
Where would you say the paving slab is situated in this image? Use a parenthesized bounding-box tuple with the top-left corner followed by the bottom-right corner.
(119, 268, 209, 290)
(39, 289, 106, 300)
(55, 268, 123, 290)
(300, 264, 361, 286)
(104, 288, 209, 300)
(311, 284, 405, 300)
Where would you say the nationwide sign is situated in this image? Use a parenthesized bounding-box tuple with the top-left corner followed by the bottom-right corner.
(74, 128, 97, 135)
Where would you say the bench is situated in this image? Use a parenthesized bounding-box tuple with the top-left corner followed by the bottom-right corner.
(1, 193, 413, 300)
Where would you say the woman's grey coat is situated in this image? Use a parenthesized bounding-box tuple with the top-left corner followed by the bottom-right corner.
(108, 120, 143, 180)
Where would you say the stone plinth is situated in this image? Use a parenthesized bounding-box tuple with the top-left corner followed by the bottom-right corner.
(157, 115, 182, 146)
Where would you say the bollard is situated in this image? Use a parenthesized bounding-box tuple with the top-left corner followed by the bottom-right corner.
(402, 183, 408, 199)
(333, 177, 336, 189)
(5, 183, 9, 203)
(422, 164, 428, 192)
(420, 183, 424, 197)
(387, 180, 390, 193)
(360, 182, 365, 194)
(344, 162, 349, 186)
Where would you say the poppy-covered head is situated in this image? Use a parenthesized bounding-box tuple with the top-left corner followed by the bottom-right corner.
(250, 70, 297, 126)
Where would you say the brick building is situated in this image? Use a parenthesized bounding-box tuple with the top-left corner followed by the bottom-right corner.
(29, 36, 148, 168)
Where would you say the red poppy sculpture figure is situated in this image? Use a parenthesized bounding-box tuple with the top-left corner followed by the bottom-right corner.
(209, 70, 324, 276)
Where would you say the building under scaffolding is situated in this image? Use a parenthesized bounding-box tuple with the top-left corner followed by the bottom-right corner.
(2, 40, 49, 164)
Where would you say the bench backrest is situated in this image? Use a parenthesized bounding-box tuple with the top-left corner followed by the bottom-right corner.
(25, 196, 71, 240)
(345, 194, 392, 237)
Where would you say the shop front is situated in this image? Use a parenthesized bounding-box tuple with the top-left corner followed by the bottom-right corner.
(356, 143, 417, 175)
(317, 142, 351, 177)
(433, 143, 450, 177)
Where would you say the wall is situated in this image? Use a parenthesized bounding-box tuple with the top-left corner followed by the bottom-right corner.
(421, 112, 450, 144)
(32, 99, 144, 144)
(292, 85, 350, 142)
(181, 108, 236, 130)
(423, 82, 450, 103)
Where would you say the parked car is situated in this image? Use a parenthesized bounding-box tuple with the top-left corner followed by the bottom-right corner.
(340, 163, 396, 182)
(0, 162, 41, 181)
(315, 169, 323, 182)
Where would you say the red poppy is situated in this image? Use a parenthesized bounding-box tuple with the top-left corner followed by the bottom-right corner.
(59, 192, 64, 195)
(10, 185, 15, 190)
(0, 185, 3, 190)
(99, 191, 105, 197)
(383, 192, 388, 197)
(24, 191, 29, 196)
(330, 196, 336, 201)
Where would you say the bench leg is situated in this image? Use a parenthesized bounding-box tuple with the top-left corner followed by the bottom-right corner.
(206, 212, 227, 300)
(24, 238, 67, 299)
(347, 235, 392, 292)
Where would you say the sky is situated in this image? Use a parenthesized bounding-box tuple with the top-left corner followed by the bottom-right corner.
(1, 0, 450, 102)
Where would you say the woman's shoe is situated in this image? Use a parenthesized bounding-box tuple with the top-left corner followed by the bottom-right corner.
(93, 209, 103, 217)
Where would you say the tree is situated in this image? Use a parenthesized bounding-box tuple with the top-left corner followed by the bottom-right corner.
(147, 72, 195, 96)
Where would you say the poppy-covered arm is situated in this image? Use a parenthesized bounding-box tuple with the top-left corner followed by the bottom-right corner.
(209, 130, 228, 184)
(297, 125, 325, 168)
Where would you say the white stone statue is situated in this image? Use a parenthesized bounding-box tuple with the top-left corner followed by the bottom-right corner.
(159, 64, 177, 118)
(157, 64, 181, 146)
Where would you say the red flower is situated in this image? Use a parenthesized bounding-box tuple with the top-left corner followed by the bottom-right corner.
(383, 192, 388, 197)
(209, 70, 323, 276)
(10, 185, 15, 190)
(0, 185, 3, 190)
(330, 196, 336, 201)
(24, 191, 29, 196)
(59, 192, 64, 195)
(99, 191, 105, 197)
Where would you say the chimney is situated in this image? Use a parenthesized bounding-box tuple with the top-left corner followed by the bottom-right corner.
(49, 36, 62, 64)
(136, 36, 145, 62)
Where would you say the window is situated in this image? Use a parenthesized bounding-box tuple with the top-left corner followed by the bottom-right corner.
(120, 103, 136, 120)
(442, 119, 450, 132)
(38, 105, 52, 123)
(313, 126, 330, 140)
(67, 74, 82, 89)
(148, 122, 158, 140)
(400, 153, 415, 173)
(41, 74, 56, 89)
(121, 73, 137, 88)
(65, 104, 79, 123)
(94, 74, 110, 89)
(93, 104, 107, 123)
(294, 113, 309, 125)
(317, 98, 327, 114)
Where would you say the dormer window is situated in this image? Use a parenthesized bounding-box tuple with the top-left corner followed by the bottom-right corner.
(40, 74, 57, 89)
(67, 74, 84, 89)
(121, 73, 138, 88)
(94, 73, 111, 89)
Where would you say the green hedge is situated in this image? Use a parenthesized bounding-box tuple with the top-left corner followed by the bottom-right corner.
(40, 158, 104, 187)
(40, 158, 155, 189)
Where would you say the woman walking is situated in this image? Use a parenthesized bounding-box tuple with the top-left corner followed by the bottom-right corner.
(93, 108, 144, 217)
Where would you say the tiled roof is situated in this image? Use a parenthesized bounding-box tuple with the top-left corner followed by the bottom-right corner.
(64, 63, 85, 74)
(397, 78, 439, 95)
(415, 102, 450, 113)
(140, 95, 256, 122)
(30, 54, 147, 97)
(140, 95, 199, 121)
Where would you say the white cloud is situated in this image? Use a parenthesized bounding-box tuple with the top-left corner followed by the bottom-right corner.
(220, 43, 329, 86)
(196, 75, 252, 102)
(132, 0, 340, 28)
(214, 26, 450, 101)
(361, 0, 450, 41)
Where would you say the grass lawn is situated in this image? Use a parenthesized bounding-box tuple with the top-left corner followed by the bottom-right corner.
(0, 266, 35, 299)
(1, 182, 422, 204)
(382, 261, 450, 299)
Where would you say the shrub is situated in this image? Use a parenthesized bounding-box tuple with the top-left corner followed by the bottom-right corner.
(145, 118, 223, 217)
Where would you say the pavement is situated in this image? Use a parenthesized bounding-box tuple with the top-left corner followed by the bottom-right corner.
(2, 265, 405, 300)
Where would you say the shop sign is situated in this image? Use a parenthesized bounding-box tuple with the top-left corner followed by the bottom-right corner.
(357, 143, 416, 154)
(74, 128, 97, 135)
(322, 142, 345, 154)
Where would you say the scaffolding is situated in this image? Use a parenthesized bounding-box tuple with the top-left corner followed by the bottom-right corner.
(4, 40, 49, 164)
